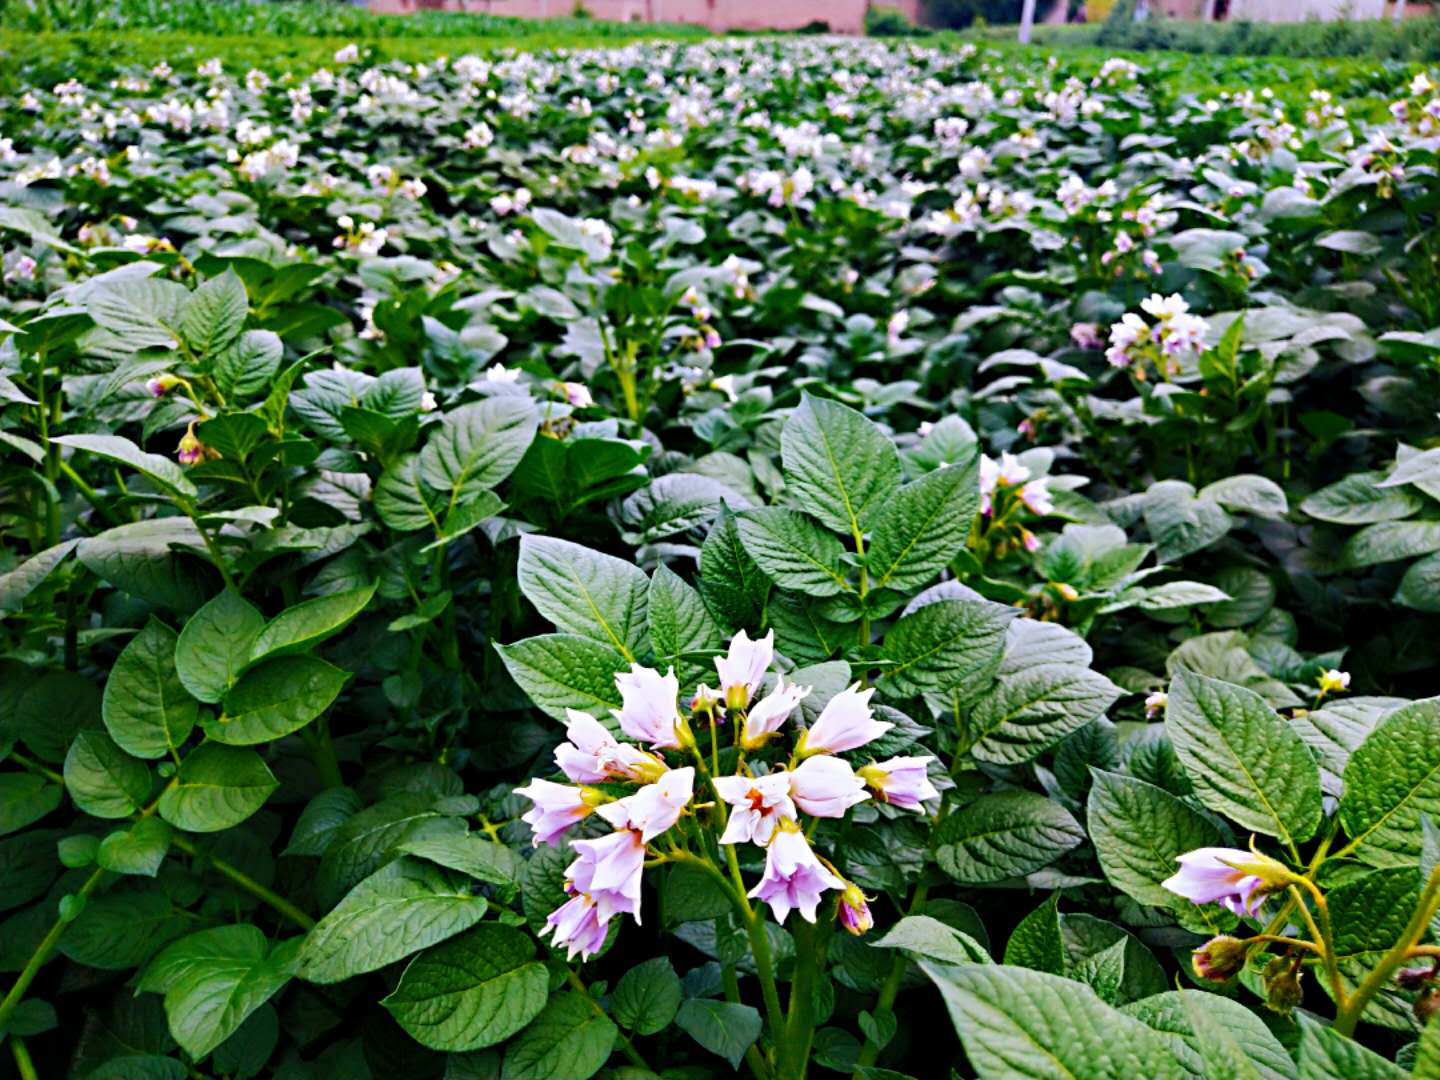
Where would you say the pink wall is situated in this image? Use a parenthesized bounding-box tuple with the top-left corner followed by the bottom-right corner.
(369, 0, 894, 33)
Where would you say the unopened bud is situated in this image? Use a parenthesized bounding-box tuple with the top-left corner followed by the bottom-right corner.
(1191, 935, 1247, 982)
(1398, 965, 1438, 992)
(838, 882, 873, 936)
(1263, 958, 1304, 1015)
(673, 714, 697, 751)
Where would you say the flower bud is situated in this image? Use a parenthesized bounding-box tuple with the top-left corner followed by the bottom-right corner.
(837, 882, 873, 936)
(1416, 988, 1440, 1026)
(725, 683, 751, 712)
(145, 374, 181, 398)
(1191, 935, 1247, 982)
(1398, 964, 1438, 992)
(176, 426, 209, 466)
(577, 786, 611, 809)
(1263, 958, 1304, 1016)
(1317, 669, 1351, 697)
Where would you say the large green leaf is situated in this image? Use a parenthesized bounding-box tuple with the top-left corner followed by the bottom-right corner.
(735, 507, 852, 597)
(495, 634, 628, 722)
(374, 453, 445, 532)
(64, 730, 152, 819)
(0, 773, 62, 835)
(917, 962, 1184, 1079)
(1123, 991, 1297, 1080)
(247, 582, 377, 664)
(208, 655, 348, 745)
(316, 792, 467, 906)
(698, 504, 769, 631)
(872, 915, 991, 966)
(418, 397, 538, 497)
(140, 925, 299, 1061)
(97, 816, 172, 877)
(610, 957, 683, 1036)
(158, 743, 277, 832)
(1300, 472, 1422, 525)
(1340, 698, 1440, 867)
(933, 791, 1084, 884)
(780, 394, 900, 538)
(865, 454, 980, 591)
(52, 434, 197, 500)
(1343, 521, 1440, 569)
(1295, 1015, 1407, 1079)
(103, 617, 197, 759)
(86, 276, 187, 351)
(298, 858, 487, 984)
(76, 518, 217, 612)
(174, 590, 265, 704)
(501, 991, 617, 1080)
(878, 598, 1015, 699)
(1086, 769, 1224, 909)
(970, 663, 1122, 765)
(383, 924, 548, 1051)
(647, 565, 721, 689)
(516, 536, 648, 660)
(1004, 894, 1066, 975)
(1165, 669, 1323, 846)
(675, 999, 762, 1069)
(0, 539, 78, 616)
(179, 270, 248, 357)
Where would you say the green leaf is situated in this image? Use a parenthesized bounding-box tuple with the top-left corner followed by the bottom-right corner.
(299, 858, 487, 984)
(396, 833, 521, 890)
(1123, 990, 1297, 1080)
(283, 786, 363, 857)
(698, 504, 769, 631)
(375, 453, 445, 532)
(248, 582, 377, 664)
(1343, 521, 1440, 569)
(1300, 472, 1422, 525)
(1397, 552, 1440, 614)
(52, 434, 197, 499)
(675, 999, 763, 1070)
(1341, 698, 1440, 868)
(1296, 1015, 1407, 1080)
(501, 991, 617, 1080)
(418, 397, 538, 497)
(867, 455, 981, 591)
(1086, 769, 1224, 908)
(1329, 868, 1419, 1023)
(86, 276, 187, 351)
(0, 539, 78, 616)
(878, 598, 1015, 699)
(0, 773, 62, 835)
(970, 663, 1123, 765)
(59, 886, 186, 969)
(179, 270, 248, 357)
(213, 329, 283, 398)
(611, 957, 682, 1035)
(141, 925, 299, 1061)
(1415, 1014, 1440, 1079)
(736, 507, 851, 597)
(933, 791, 1084, 884)
(1144, 481, 1232, 563)
(916, 962, 1183, 1080)
(175, 590, 265, 705)
(1198, 475, 1289, 519)
(648, 565, 722, 689)
(383, 924, 548, 1051)
(208, 655, 348, 745)
(873, 915, 991, 966)
(517, 536, 649, 660)
(97, 817, 172, 877)
(64, 730, 152, 819)
(316, 792, 467, 905)
(76, 518, 217, 612)
(780, 394, 900, 538)
(158, 743, 277, 832)
(1165, 669, 1323, 846)
(495, 634, 628, 722)
(619, 472, 750, 544)
(736, 506, 852, 597)
(103, 617, 197, 759)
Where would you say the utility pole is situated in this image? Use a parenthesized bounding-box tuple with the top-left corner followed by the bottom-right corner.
(1018, 0, 1036, 43)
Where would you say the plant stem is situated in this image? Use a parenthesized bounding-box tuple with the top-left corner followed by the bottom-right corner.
(1287, 881, 1344, 1010)
(852, 883, 928, 1076)
(724, 845, 787, 1047)
(782, 918, 820, 1080)
(10, 1036, 38, 1080)
(1335, 862, 1440, 1037)
(0, 865, 107, 1035)
(8, 750, 64, 786)
(302, 720, 344, 789)
(171, 834, 316, 930)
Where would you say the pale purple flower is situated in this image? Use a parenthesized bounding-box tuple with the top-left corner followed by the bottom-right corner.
(568, 828, 646, 922)
(595, 767, 694, 843)
(714, 771, 796, 846)
(1070, 322, 1104, 350)
(740, 673, 810, 750)
(1017, 478, 1054, 516)
(515, 777, 596, 846)
(748, 824, 844, 924)
(715, 629, 774, 709)
(1161, 847, 1291, 918)
(799, 683, 889, 756)
(561, 381, 593, 407)
(541, 890, 611, 960)
(1144, 692, 1167, 720)
(613, 665, 683, 750)
(857, 756, 938, 812)
(555, 709, 665, 784)
(789, 755, 868, 818)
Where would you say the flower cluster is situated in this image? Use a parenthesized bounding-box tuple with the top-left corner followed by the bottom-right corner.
(516, 629, 937, 960)
(976, 451, 1053, 557)
(1105, 293, 1210, 379)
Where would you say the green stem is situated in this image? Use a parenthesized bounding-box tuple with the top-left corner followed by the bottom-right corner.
(8, 750, 64, 786)
(10, 1036, 38, 1080)
(0, 866, 107, 1035)
(852, 883, 928, 1075)
(1334, 862, 1440, 1037)
(171, 835, 316, 930)
(302, 720, 344, 790)
(1287, 882, 1343, 1011)
(782, 918, 820, 1080)
(58, 460, 124, 528)
(565, 967, 651, 1072)
(724, 845, 787, 1047)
